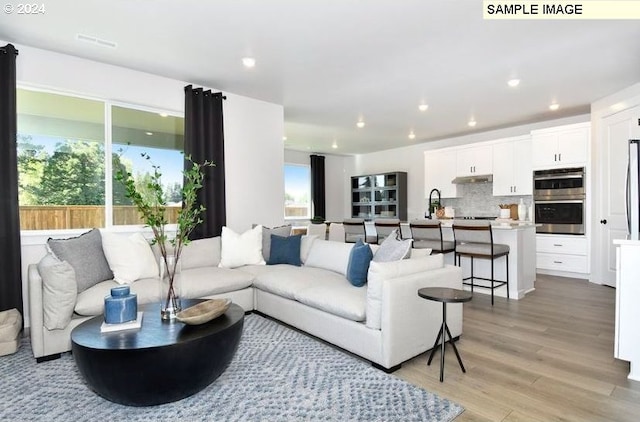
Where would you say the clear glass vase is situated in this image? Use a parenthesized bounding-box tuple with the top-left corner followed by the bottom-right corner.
(159, 255, 182, 320)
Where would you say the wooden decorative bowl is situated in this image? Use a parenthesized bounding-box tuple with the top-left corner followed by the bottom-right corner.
(176, 298, 232, 325)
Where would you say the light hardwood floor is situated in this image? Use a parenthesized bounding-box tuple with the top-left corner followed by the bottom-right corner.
(395, 274, 640, 422)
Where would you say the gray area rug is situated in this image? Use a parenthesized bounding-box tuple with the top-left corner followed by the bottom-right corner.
(0, 314, 463, 421)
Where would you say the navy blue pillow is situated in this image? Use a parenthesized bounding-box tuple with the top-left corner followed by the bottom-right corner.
(267, 234, 302, 266)
(346, 239, 373, 287)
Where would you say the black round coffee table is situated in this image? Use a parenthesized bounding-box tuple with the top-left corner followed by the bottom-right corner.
(418, 287, 472, 382)
(71, 299, 244, 406)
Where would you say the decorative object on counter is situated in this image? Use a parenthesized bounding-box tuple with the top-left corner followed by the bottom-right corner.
(176, 298, 232, 325)
(115, 153, 214, 321)
(100, 312, 143, 333)
(509, 204, 518, 220)
(104, 286, 137, 324)
(518, 199, 527, 222)
(498, 204, 511, 219)
(435, 207, 446, 218)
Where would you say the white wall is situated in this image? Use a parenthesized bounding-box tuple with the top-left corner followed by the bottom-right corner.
(8, 41, 284, 325)
(283, 150, 354, 222)
(353, 114, 590, 221)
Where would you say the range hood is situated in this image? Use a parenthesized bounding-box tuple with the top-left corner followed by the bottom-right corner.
(451, 174, 493, 184)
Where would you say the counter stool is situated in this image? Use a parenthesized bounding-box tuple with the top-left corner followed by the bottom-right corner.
(374, 218, 401, 244)
(343, 218, 366, 243)
(452, 221, 510, 306)
(409, 219, 455, 255)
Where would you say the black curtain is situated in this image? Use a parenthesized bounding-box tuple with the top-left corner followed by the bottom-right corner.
(0, 44, 23, 317)
(184, 85, 226, 239)
(310, 155, 326, 219)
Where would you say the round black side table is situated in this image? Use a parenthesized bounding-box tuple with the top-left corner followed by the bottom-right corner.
(418, 287, 472, 382)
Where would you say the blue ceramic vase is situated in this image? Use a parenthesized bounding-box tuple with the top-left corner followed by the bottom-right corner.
(104, 286, 137, 324)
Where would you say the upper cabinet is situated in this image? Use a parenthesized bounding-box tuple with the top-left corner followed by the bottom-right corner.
(531, 123, 590, 169)
(456, 145, 493, 176)
(424, 149, 457, 198)
(492, 136, 533, 196)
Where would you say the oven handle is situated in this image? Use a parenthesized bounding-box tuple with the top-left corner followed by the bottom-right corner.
(533, 174, 583, 181)
(534, 200, 584, 204)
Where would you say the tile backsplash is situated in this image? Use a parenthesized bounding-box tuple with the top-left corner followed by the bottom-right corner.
(437, 183, 533, 219)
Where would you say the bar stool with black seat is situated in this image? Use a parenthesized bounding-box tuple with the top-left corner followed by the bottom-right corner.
(409, 219, 455, 256)
(452, 221, 509, 306)
(374, 218, 401, 244)
(343, 218, 366, 243)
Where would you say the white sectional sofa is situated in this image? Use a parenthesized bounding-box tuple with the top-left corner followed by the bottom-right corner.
(28, 231, 463, 371)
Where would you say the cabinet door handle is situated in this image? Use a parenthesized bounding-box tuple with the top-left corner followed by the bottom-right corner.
(553, 261, 563, 264)
(554, 153, 557, 161)
(553, 244, 562, 246)
(514, 186, 516, 193)
(559, 153, 562, 161)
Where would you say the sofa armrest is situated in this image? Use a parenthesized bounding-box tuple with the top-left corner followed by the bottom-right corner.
(379, 264, 463, 368)
(28, 264, 45, 358)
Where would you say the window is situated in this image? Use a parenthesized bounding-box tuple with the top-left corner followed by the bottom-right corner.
(284, 164, 311, 219)
(16, 88, 184, 230)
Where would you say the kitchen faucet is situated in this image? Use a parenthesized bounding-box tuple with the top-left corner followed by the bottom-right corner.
(427, 188, 441, 219)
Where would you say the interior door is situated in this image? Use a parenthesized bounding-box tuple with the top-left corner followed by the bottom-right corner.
(599, 106, 640, 286)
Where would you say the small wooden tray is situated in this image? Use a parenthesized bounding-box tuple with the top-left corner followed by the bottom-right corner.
(176, 298, 231, 325)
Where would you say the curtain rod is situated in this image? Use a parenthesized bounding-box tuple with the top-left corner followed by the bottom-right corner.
(184, 84, 226, 100)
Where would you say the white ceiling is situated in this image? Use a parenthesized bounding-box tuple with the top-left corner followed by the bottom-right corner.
(1, 0, 639, 155)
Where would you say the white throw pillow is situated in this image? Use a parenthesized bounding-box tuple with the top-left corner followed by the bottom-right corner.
(38, 254, 77, 330)
(304, 239, 354, 276)
(372, 230, 413, 262)
(219, 225, 266, 268)
(300, 235, 318, 264)
(410, 248, 432, 258)
(365, 254, 444, 330)
(101, 232, 158, 284)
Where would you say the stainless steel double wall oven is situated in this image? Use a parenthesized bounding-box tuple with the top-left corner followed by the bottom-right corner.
(533, 167, 585, 235)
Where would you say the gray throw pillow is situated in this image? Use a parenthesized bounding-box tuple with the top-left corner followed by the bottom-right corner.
(47, 228, 114, 293)
(373, 229, 413, 262)
(261, 224, 292, 261)
(38, 254, 78, 330)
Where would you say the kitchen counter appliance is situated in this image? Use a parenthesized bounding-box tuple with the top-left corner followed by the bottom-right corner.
(533, 167, 585, 235)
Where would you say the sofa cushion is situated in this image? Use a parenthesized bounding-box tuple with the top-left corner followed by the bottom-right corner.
(220, 225, 265, 268)
(75, 280, 119, 316)
(372, 230, 413, 262)
(300, 235, 317, 264)
(180, 267, 254, 298)
(250, 265, 324, 300)
(346, 239, 373, 287)
(180, 236, 221, 269)
(38, 254, 77, 330)
(366, 254, 444, 330)
(304, 239, 354, 276)
(268, 234, 302, 266)
(294, 277, 367, 322)
(47, 228, 113, 293)
(101, 232, 158, 284)
(261, 224, 292, 261)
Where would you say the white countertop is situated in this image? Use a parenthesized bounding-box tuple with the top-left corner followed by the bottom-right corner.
(437, 219, 539, 230)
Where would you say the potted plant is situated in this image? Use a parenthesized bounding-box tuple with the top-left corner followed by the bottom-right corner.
(116, 153, 214, 320)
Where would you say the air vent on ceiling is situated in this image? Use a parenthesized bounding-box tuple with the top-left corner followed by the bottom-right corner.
(76, 33, 117, 49)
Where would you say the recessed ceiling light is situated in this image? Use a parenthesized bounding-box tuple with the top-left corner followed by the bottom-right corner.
(282, 136, 287, 141)
(507, 78, 520, 88)
(408, 131, 416, 140)
(242, 57, 256, 68)
(418, 103, 429, 112)
(145, 131, 153, 136)
(549, 103, 560, 111)
(356, 120, 365, 129)
(468, 119, 477, 127)
(158, 113, 168, 117)
(332, 141, 338, 149)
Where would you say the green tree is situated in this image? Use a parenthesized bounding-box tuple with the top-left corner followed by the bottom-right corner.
(165, 182, 183, 204)
(35, 140, 105, 205)
(17, 134, 47, 205)
(112, 153, 133, 205)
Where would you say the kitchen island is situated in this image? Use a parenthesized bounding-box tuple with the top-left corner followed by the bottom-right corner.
(435, 220, 537, 300)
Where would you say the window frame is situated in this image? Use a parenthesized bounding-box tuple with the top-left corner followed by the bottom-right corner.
(16, 85, 184, 233)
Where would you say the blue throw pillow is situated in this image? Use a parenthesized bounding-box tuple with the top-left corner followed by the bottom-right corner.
(346, 239, 373, 287)
(267, 234, 302, 266)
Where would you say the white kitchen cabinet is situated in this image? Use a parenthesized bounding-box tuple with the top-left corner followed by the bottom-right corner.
(492, 137, 532, 196)
(614, 239, 640, 381)
(536, 234, 589, 274)
(531, 122, 589, 169)
(456, 145, 493, 176)
(424, 149, 457, 198)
